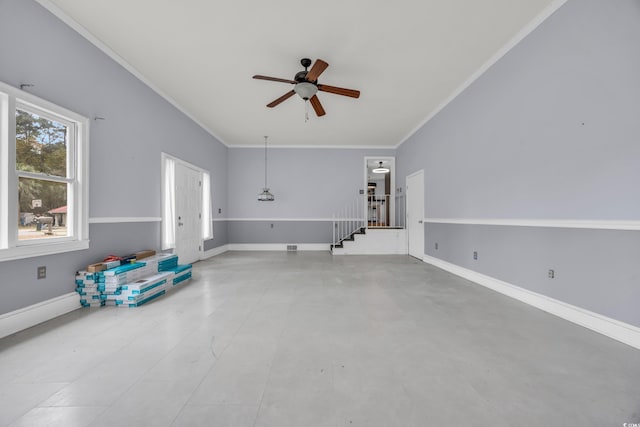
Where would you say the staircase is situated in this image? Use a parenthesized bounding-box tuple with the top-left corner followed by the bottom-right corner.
(330, 226, 366, 251)
(331, 227, 407, 255)
(331, 195, 407, 255)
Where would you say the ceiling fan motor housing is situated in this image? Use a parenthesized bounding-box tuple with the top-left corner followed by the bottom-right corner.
(294, 71, 309, 82)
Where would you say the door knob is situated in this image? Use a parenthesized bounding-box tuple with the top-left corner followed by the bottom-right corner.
(178, 222, 184, 226)
(418, 220, 423, 224)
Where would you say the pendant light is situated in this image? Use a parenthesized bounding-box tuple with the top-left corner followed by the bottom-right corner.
(372, 161, 389, 174)
(258, 136, 274, 201)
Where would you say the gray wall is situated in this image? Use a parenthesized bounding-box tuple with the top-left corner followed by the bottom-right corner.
(0, 223, 160, 314)
(0, 0, 228, 314)
(425, 224, 640, 327)
(227, 147, 394, 244)
(228, 221, 332, 244)
(397, 0, 640, 327)
(204, 221, 228, 251)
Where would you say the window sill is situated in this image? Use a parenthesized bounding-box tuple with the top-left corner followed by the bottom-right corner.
(0, 239, 89, 262)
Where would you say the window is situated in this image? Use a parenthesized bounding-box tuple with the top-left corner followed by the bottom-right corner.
(0, 81, 89, 261)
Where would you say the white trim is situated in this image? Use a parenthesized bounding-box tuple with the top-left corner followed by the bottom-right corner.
(225, 218, 336, 222)
(0, 91, 9, 250)
(227, 144, 396, 150)
(33, 0, 228, 148)
(424, 218, 640, 231)
(0, 292, 79, 339)
(0, 239, 89, 262)
(202, 244, 229, 259)
(228, 243, 330, 251)
(423, 255, 640, 350)
(1, 80, 90, 261)
(395, 0, 568, 149)
(89, 217, 162, 224)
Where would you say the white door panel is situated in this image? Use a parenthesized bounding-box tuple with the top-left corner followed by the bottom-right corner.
(406, 170, 424, 260)
(175, 162, 202, 264)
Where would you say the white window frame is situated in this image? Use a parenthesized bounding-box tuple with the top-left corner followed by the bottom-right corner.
(0, 81, 89, 262)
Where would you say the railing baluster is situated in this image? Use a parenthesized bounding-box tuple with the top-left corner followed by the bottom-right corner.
(352, 199, 355, 237)
(332, 214, 335, 248)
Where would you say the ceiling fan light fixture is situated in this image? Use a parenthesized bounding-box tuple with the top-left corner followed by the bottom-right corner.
(294, 82, 318, 100)
(253, 58, 359, 116)
(372, 161, 390, 174)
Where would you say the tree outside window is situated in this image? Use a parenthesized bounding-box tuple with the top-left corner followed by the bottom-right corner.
(16, 108, 70, 240)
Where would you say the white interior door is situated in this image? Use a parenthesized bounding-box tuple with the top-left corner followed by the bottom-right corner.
(174, 162, 202, 264)
(406, 170, 424, 260)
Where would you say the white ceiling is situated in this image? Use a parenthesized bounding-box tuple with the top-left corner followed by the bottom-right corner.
(40, 0, 562, 148)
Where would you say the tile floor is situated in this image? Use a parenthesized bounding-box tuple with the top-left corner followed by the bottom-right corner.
(1, 252, 639, 426)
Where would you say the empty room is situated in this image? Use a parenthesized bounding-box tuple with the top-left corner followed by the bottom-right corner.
(0, 0, 639, 426)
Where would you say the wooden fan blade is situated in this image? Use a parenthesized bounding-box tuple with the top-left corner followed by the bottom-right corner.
(267, 90, 296, 108)
(305, 59, 329, 82)
(309, 95, 326, 117)
(318, 84, 360, 98)
(253, 75, 297, 84)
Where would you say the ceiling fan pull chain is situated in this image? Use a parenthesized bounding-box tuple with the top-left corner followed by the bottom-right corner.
(305, 100, 309, 123)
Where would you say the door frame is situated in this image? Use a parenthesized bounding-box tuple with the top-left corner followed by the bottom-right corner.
(406, 169, 424, 260)
(161, 152, 208, 260)
(364, 156, 396, 227)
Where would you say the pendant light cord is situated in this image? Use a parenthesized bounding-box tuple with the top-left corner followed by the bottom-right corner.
(264, 135, 268, 188)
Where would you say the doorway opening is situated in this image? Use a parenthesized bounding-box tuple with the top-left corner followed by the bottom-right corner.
(364, 156, 399, 228)
(161, 153, 212, 264)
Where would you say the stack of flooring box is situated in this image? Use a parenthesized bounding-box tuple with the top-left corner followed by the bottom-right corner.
(75, 271, 104, 307)
(75, 253, 193, 308)
(107, 271, 172, 307)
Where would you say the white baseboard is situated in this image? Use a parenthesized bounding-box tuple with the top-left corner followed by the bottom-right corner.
(227, 243, 330, 251)
(0, 292, 80, 339)
(202, 244, 229, 259)
(423, 255, 640, 350)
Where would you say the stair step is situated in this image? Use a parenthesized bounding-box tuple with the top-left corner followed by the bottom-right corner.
(332, 228, 408, 255)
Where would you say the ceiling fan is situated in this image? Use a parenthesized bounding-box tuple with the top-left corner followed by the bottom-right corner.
(253, 58, 360, 117)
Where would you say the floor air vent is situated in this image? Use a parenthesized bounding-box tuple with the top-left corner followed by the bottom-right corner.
(286, 245, 298, 252)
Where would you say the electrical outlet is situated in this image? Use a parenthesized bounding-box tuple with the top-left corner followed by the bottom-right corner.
(473, 251, 478, 260)
(37, 266, 46, 279)
(548, 269, 555, 279)
(435, 242, 438, 250)
(218, 208, 222, 214)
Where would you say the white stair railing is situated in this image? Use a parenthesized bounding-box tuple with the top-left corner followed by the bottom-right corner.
(332, 193, 407, 250)
(332, 196, 366, 249)
(366, 194, 406, 228)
